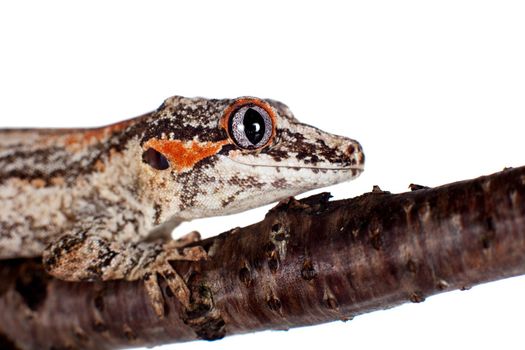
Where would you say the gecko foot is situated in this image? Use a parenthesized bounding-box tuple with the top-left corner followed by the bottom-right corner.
(175, 230, 201, 246)
(43, 232, 207, 317)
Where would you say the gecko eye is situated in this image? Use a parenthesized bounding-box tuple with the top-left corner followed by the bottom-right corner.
(142, 148, 170, 170)
(225, 100, 275, 150)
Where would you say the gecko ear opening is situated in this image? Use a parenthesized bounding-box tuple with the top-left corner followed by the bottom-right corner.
(142, 148, 170, 170)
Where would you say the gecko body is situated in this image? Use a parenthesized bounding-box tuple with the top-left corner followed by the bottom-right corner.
(0, 96, 364, 315)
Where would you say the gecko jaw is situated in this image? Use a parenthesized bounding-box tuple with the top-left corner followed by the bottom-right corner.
(226, 158, 364, 173)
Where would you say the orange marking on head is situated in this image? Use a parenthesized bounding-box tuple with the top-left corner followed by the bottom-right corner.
(144, 139, 229, 172)
(83, 120, 135, 143)
(64, 119, 136, 148)
(64, 134, 80, 147)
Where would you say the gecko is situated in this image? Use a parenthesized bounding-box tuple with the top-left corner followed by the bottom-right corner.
(0, 96, 364, 317)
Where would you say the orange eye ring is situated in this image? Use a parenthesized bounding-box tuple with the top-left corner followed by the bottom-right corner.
(221, 97, 277, 150)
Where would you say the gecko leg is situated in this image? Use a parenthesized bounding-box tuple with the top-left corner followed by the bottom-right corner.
(42, 231, 206, 317)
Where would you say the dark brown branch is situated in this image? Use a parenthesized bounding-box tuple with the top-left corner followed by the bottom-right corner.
(1, 166, 525, 350)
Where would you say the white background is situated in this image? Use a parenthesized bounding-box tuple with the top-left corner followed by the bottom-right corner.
(1, 1, 525, 349)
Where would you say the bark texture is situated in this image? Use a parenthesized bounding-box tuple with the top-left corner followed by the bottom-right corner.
(1, 166, 525, 350)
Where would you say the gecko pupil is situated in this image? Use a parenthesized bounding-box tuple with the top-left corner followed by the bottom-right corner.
(142, 148, 170, 170)
(243, 108, 265, 145)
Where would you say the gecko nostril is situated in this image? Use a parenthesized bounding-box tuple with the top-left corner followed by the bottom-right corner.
(345, 141, 365, 167)
(347, 144, 356, 155)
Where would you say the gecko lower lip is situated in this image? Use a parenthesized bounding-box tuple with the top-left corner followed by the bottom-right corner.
(228, 159, 364, 172)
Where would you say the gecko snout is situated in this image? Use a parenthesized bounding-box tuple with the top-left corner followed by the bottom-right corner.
(343, 139, 365, 170)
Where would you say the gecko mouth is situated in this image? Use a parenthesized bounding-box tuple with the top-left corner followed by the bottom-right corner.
(228, 158, 365, 173)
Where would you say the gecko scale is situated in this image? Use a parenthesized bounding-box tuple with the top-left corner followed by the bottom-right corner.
(0, 96, 364, 316)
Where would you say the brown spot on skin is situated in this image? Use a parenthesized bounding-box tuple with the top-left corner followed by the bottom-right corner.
(271, 178, 288, 189)
(144, 139, 228, 172)
(221, 195, 237, 207)
(266, 148, 289, 162)
(64, 119, 135, 148)
(30, 178, 46, 188)
(109, 147, 119, 158)
(94, 159, 105, 172)
(64, 134, 79, 146)
(153, 204, 162, 225)
(50, 176, 65, 186)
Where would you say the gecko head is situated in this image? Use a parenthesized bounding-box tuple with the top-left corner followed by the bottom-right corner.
(139, 96, 364, 221)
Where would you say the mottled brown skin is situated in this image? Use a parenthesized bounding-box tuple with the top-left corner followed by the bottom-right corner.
(0, 96, 364, 316)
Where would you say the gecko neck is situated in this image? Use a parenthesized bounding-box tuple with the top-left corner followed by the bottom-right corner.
(0, 124, 155, 258)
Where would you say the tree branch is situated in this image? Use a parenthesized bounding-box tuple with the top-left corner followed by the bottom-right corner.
(1, 166, 525, 350)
